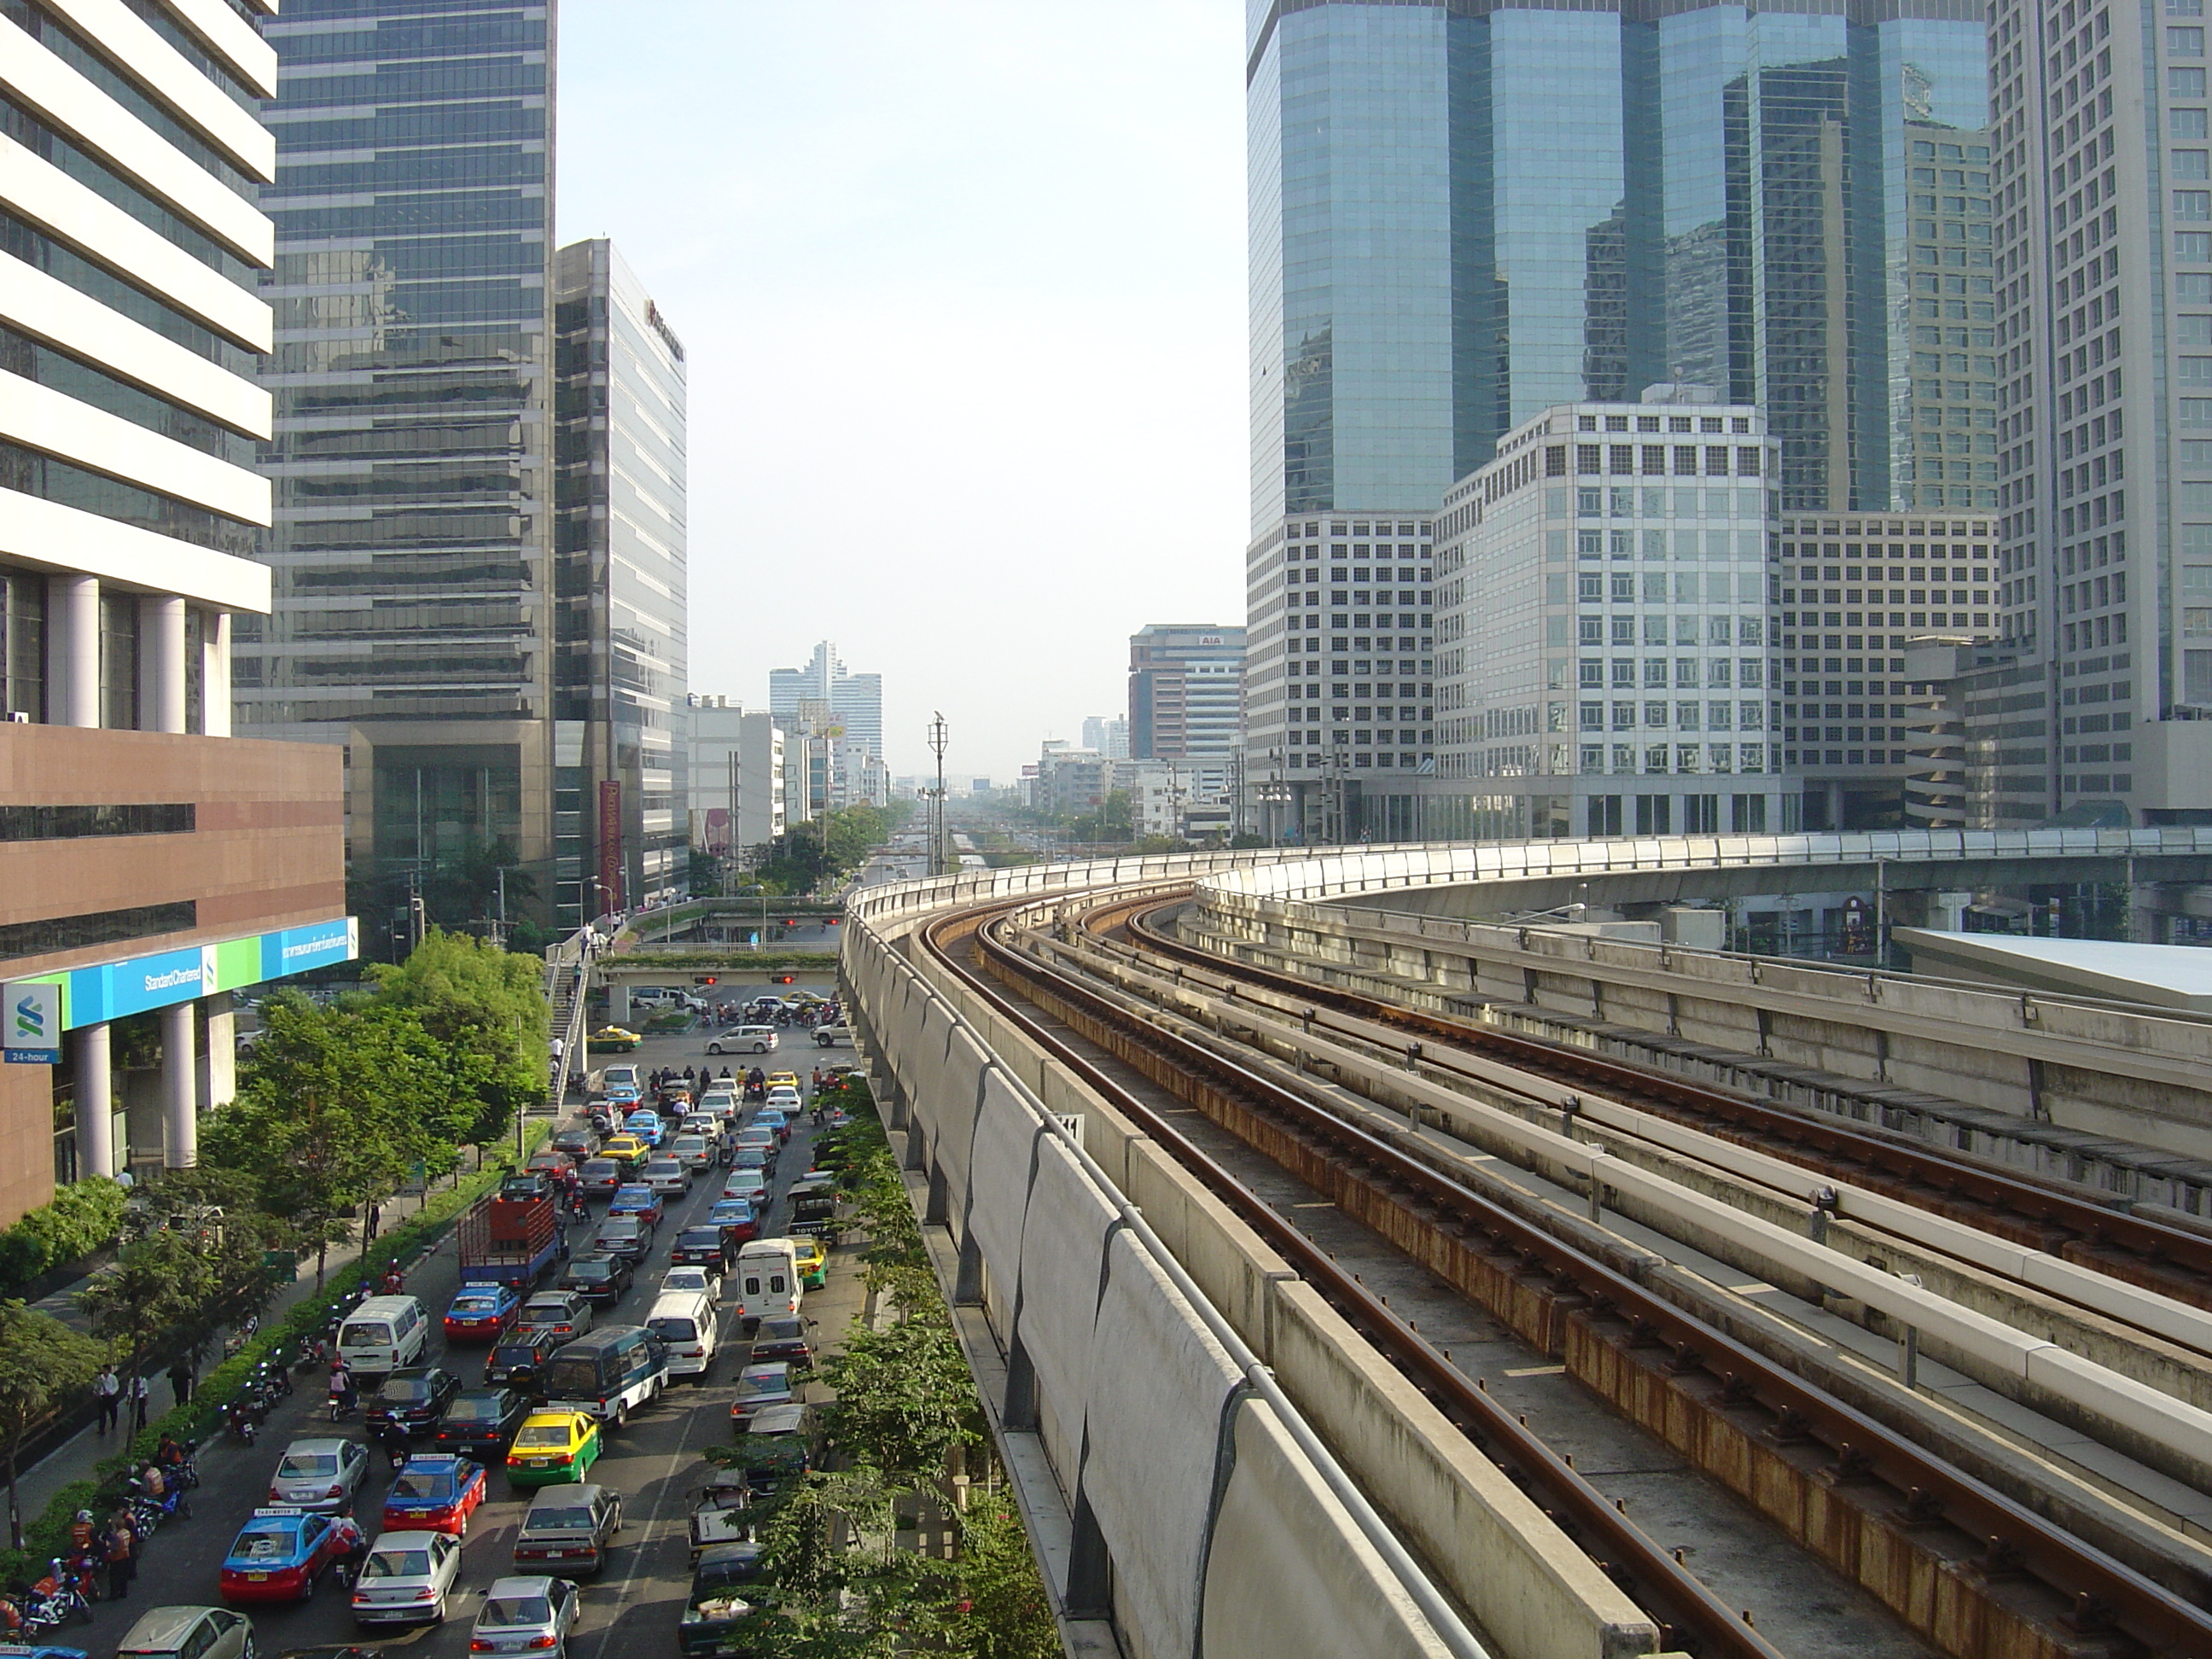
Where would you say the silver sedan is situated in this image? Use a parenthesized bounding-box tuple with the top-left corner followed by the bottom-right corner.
(471, 1575, 585, 1659)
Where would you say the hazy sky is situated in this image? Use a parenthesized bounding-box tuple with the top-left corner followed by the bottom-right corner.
(556, 3, 1249, 779)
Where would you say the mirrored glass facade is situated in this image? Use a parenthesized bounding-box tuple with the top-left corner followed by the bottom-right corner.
(244, 0, 556, 916)
(552, 238, 689, 927)
(1246, 0, 1987, 838)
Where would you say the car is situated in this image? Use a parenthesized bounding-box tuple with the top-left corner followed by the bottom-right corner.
(660, 1261, 722, 1301)
(220, 1506, 352, 1603)
(678, 1543, 769, 1657)
(720, 1170, 767, 1204)
(754, 1109, 792, 1144)
(734, 1126, 774, 1151)
(266, 1436, 371, 1511)
(704, 1198, 760, 1245)
(485, 1328, 566, 1393)
(790, 1237, 827, 1290)
(505, 1411, 603, 1487)
(115, 1607, 253, 1659)
(731, 1361, 795, 1425)
(621, 1111, 666, 1149)
(736, 1403, 818, 1499)
(364, 1366, 462, 1435)
(469, 1575, 583, 1659)
(765, 1071, 800, 1090)
(512, 1485, 623, 1577)
(550, 1126, 601, 1160)
(587, 1027, 641, 1051)
(608, 1185, 664, 1225)
(575, 1157, 624, 1198)
(349, 1529, 463, 1627)
(813, 1024, 852, 1047)
(558, 1253, 634, 1305)
(443, 1284, 521, 1342)
(592, 1216, 654, 1266)
(686, 1469, 754, 1563)
(698, 1089, 737, 1115)
(526, 1149, 571, 1177)
(749, 1314, 813, 1370)
(599, 1064, 642, 1096)
(670, 1133, 713, 1172)
(706, 1027, 777, 1055)
(764, 1086, 801, 1114)
(668, 1224, 734, 1272)
(433, 1388, 532, 1461)
(517, 1290, 594, 1342)
(730, 1146, 770, 1175)
(641, 1158, 692, 1197)
(381, 1453, 489, 1535)
(598, 1132, 650, 1166)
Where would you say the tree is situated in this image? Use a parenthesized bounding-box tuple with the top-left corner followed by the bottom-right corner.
(0, 1302, 103, 1548)
(204, 995, 472, 1284)
(368, 930, 548, 1150)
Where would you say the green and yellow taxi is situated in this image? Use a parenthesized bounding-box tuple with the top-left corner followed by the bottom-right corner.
(588, 1027, 643, 1052)
(597, 1134, 651, 1173)
(789, 1237, 827, 1291)
(504, 1410, 602, 1487)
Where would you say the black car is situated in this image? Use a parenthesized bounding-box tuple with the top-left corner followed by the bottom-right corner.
(749, 1315, 813, 1370)
(550, 1126, 601, 1161)
(364, 1365, 463, 1434)
(432, 1388, 530, 1461)
(486, 1327, 566, 1393)
(591, 1215, 654, 1265)
(560, 1252, 635, 1306)
(678, 1543, 768, 1657)
(669, 1225, 735, 1272)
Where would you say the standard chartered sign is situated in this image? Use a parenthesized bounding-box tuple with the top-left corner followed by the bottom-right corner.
(3, 981, 61, 1065)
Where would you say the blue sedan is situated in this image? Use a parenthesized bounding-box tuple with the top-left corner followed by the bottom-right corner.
(382, 1452, 489, 1535)
(608, 1185, 664, 1226)
(445, 1283, 522, 1342)
(623, 1109, 665, 1146)
(219, 1505, 349, 1603)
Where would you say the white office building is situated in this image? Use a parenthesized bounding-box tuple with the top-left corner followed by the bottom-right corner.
(1433, 396, 1793, 840)
(687, 696, 784, 859)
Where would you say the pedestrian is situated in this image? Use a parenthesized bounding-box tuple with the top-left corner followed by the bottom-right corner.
(102, 1511, 136, 1601)
(128, 1371, 150, 1433)
(168, 1359, 193, 1407)
(550, 1034, 565, 1063)
(91, 1365, 119, 1435)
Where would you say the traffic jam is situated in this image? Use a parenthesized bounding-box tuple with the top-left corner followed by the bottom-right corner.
(24, 1056, 856, 1659)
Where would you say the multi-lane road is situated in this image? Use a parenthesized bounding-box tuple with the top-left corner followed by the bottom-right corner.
(95, 1031, 843, 1659)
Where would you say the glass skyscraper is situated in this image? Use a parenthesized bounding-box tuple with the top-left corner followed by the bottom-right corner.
(551, 238, 688, 926)
(1247, 0, 1988, 839)
(244, 0, 556, 940)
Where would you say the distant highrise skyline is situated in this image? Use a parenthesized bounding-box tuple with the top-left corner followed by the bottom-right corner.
(769, 641, 883, 760)
(1245, 0, 1988, 837)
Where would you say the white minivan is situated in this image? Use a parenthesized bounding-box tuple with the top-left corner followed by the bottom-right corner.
(336, 1294, 430, 1377)
(733, 1239, 801, 1330)
(644, 1289, 720, 1381)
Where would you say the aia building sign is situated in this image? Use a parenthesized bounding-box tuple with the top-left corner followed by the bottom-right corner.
(598, 779, 626, 913)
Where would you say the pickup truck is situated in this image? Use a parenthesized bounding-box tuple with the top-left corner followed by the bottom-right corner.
(457, 1180, 567, 1293)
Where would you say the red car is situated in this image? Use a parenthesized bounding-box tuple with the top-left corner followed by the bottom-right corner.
(381, 1453, 488, 1536)
(444, 1284, 521, 1341)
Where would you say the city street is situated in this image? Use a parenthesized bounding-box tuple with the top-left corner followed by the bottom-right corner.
(93, 1047, 847, 1659)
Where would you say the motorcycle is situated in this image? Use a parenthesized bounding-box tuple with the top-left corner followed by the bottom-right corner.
(224, 1398, 259, 1445)
(220, 1314, 260, 1359)
(371, 1419, 411, 1471)
(298, 1336, 332, 1372)
(329, 1373, 358, 1422)
(130, 1470, 189, 1525)
(20, 1567, 91, 1633)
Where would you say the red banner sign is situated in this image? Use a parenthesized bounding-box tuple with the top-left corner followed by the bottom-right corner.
(598, 778, 625, 913)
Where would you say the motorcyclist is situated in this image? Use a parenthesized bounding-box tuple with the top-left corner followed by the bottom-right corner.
(379, 1260, 405, 1294)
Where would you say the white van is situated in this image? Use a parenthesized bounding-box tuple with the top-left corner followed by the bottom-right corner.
(645, 1289, 720, 1382)
(336, 1295, 430, 1377)
(733, 1239, 801, 1330)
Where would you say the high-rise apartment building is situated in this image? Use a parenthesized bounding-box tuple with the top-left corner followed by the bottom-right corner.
(246, 0, 557, 927)
(552, 238, 687, 923)
(1245, 2, 1988, 837)
(1080, 714, 1128, 759)
(0, 0, 352, 1219)
(1127, 624, 1244, 761)
(1982, 0, 2212, 823)
(768, 641, 882, 760)
(686, 696, 784, 860)
(1432, 397, 1789, 841)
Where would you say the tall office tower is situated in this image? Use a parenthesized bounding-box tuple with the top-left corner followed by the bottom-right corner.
(1246, 2, 1987, 839)
(1081, 714, 1129, 759)
(769, 641, 883, 760)
(1432, 398, 1788, 841)
(552, 238, 687, 924)
(245, 0, 556, 934)
(1982, 0, 2212, 823)
(1128, 625, 1246, 762)
(0, 0, 352, 1214)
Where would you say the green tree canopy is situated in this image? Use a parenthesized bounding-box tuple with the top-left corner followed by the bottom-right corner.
(0, 1301, 104, 1547)
(368, 929, 548, 1146)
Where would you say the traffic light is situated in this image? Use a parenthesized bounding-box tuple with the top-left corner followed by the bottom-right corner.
(775, 975, 796, 985)
(694, 975, 718, 986)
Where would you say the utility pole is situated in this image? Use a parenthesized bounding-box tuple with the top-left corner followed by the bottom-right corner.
(492, 865, 508, 952)
(928, 712, 949, 877)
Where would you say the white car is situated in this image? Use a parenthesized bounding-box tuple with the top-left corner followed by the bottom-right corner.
(670, 1134, 714, 1172)
(706, 1027, 777, 1056)
(352, 1528, 464, 1625)
(698, 1091, 737, 1119)
(269, 1435, 372, 1511)
(471, 1575, 583, 1659)
(642, 1157, 692, 1196)
(661, 1262, 723, 1301)
(764, 1086, 801, 1111)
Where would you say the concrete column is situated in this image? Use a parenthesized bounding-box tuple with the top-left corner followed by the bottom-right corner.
(73, 1022, 114, 1180)
(200, 994, 236, 1112)
(607, 982, 631, 1024)
(199, 610, 230, 737)
(48, 574, 98, 728)
(141, 594, 185, 733)
(160, 1002, 196, 1167)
